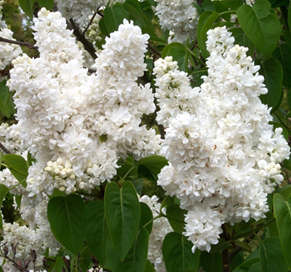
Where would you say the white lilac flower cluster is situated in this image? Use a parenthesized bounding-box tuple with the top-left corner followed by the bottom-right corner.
(0, 0, 22, 71)
(0, 193, 59, 271)
(0, 124, 28, 195)
(8, 9, 159, 196)
(0, 29, 22, 71)
(139, 195, 173, 272)
(154, 26, 290, 252)
(0, 203, 59, 272)
(55, 0, 124, 27)
(155, 0, 199, 43)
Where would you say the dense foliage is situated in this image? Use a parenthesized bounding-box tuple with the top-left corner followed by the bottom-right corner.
(1, 0, 291, 271)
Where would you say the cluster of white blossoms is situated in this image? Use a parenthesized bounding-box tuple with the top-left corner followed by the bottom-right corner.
(155, 0, 199, 43)
(0, 28, 22, 71)
(139, 195, 173, 272)
(55, 0, 124, 27)
(154, 26, 290, 252)
(0, 194, 60, 271)
(0, 1, 22, 71)
(8, 9, 159, 196)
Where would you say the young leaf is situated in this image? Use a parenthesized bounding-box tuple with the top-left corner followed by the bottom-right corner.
(18, 0, 34, 19)
(0, 184, 9, 230)
(162, 232, 200, 272)
(2, 154, 28, 186)
(259, 237, 288, 272)
(47, 195, 85, 255)
(259, 57, 283, 110)
(0, 81, 16, 118)
(83, 200, 108, 266)
(106, 227, 149, 272)
(105, 181, 141, 261)
(161, 43, 188, 72)
(273, 193, 291, 270)
(166, 205, 186, 234)
(236, 0, 281, 59)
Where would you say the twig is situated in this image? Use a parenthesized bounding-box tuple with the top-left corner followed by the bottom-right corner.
(82, 8, 100, 36)
(0, 37, 37, 50)
(147, 43, 161, 57)
(67, 19, 97, 60)
(0, 142, 12, 154)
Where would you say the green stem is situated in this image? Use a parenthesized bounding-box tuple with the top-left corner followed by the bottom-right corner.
(122, 165, 136, 181)
(219, 10, 236, 16)
(143, 214, 162, 228)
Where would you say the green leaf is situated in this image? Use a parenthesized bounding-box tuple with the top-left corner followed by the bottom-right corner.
(132, 178, 143, 195)
(161, 43, 188, 72)
(106, 227, 149, 272)
(136, 155, 168, 183)
(47, 195, 85, 255)
(200, 251, 222, 272)
(0, 184, 9, 230)
(289, 0, 291, 34)
(140, 202, 153, 234)
(273, 44, 291, 89)
(275, 184, 291, 200)
(162, 232, 200, 272)
(197, 11, 219, 58)
(220, 0, 243, 9)
(35, 0, 54, 9)
(144, 259, 155, 272)
(18, 0, 34, 18)
(229, 28, 253, 49)
(83, 200, 108, 266)
(233, 258, 260, 272)
(123, 1, 145, 25)
(27, 152, 35, 167)
(3, 154, 28, 186)
(259, 237, 288, 272)
(99, 17, 110, 36)
(249, 262, 262, 272)
(104, 3, 128, 34)
(236, 0, 281, 59)
(0, 81, 15, 118)
(78, 246, 93, 272)
(166, 205, 186, 234)
(259, 57, 283, 110)
(273, 193, 291, 270)
(105, 181, 141, 261)
(53, 257, 66, 272)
